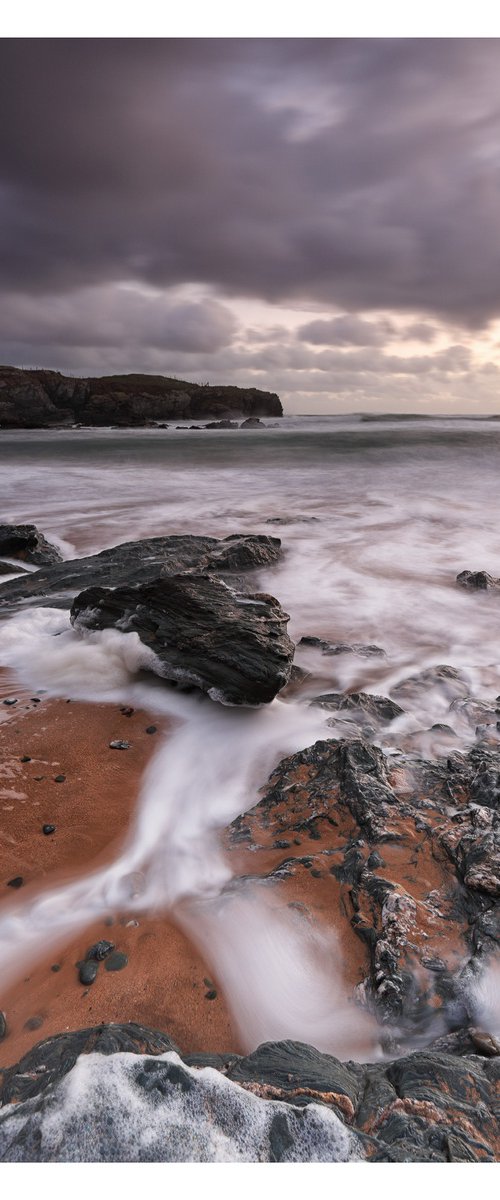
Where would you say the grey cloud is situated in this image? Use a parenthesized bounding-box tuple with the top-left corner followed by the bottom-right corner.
(298, 315, 395, 346)
(1, 39, 500, 329)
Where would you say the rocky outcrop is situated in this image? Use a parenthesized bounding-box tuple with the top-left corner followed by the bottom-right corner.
(0, 1022, 498, 1161)
(0, 524, 62, 567)
(227, 734, 500, 1032)
(0, 533, 282, 608)
(70, 575, 294, 705)
(0, 367, 283, 428)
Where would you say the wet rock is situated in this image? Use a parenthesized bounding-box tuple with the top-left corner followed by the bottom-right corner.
(391, 664, 469, 703)
(145, 725, 157, 735)
(3, 698, 17, 706)
(0, 1011, 6, 1040)
(79, 962, 98, 986)
(204, 989, 217, 1000)
(456, 570, 500, 591)
(312, 691, 404, 726)
(53, 774, 66, 783)
(0, 523, 62, 567)
(469, 1028, 500, 1056)
(71, 575, 294, 706)
(298, 636, 385, 657)
(0, 532, 282, 608)
(23, 1015, 44, 1031)
(6, 876, 23, 888)
(104, 951, 128, 972)
(240, 416, 265, 427)
(204, 420, 238, 429)
(86, 940, 115, 962)
(20, 755, 31, 763)
(109, 740, 130, 750)
(266, 516, 320, 526)
(42, 824, 56, 836)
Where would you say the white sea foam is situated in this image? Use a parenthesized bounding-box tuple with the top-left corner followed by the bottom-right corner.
(0, 1050, 363, 1162)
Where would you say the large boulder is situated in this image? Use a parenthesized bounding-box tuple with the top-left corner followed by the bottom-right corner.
(70, 574, 295, 705)
(0, 533, 282, 609)
(0, 523, 62, 567)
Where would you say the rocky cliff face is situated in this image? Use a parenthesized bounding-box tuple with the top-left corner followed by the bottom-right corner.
(0, 367, 283, 427)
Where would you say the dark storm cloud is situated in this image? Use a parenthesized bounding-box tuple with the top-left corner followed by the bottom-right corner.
(1, 38, 500, 326)
(297, 315, 396, 346)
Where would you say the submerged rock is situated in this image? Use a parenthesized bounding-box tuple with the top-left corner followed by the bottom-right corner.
(298, 636, 385, 658)
(456, 570, 500, 591)
(0, 532, 282, 608)
(0, 524, 62, 567)
(311, 691, 404, 726)
(71, 575, 294, 705)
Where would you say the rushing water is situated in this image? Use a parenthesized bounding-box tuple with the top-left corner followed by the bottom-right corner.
(1, 414, 500, 1055)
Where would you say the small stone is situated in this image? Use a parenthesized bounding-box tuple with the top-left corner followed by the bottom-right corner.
(24, 1014, 43, 1031)
(20, 755, 31, 763)
(311, 868, 322, 878)
(79, 961, 98, 985)
(0, 1011, 7, 1040)
(203, 977, 214, 988)
(34, 776, 44, 781)
(145, 725, 157, 735)
(470, 1027, 500, 1056)
(7, 876, 23, 888)
(42, 824, 56, 835)
(120, 707, 134, 717)
(104, 951, 128, 972)
(54, 774, 66, 783)
(31, 697, 41, 703)
(86, 939, 115, 962)
(109, 740, 130, 750)
(205, 989, 217, 1001)
(3, 698, 17, 706)
(50, 964, 61, 973)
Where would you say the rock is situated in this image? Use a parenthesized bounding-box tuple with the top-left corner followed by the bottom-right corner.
(42, 824, 56, 836)
(23, 1015, 44, 1031)
(0, 560, 30, 575)
(204, 989, 217, 1000)
(266, 517, 320, 525)
(391, 664, 469, 703)
(469, 1028, 500, 1056)
(298, 636, 385, 658)
(0, 1011, 6, 1040)
(311, 691, 404, 726)
(456, 570, 500, 591)
(204, 420, 239, 429)
(53, 775, 66, 783)
(1, 1024, 499, 1162)
(104, 951, 128, 972)
(86, 940, 115, 962)
(0, 366, 283, 428)
(0, 523, 62, 566)
(79, 961, 98, 986)
(240, 416, 265, 427)
(109, 740, 130, 750)
(3, 698, 17, 705)
(0, 532, 282, 608)
(20, 755, 31, 763)
(7, 876, 23, 888)
(145, 725, 157, 735)
(71, 575, 294, 706)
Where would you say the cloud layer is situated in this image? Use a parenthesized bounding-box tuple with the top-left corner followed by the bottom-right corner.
(1, 39, 500, 410)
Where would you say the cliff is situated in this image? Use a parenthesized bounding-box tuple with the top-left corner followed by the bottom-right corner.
(0, 367, 283, 428)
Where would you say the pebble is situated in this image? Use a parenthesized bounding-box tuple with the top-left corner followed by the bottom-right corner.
(0, 1011, 6, 1040)
(86, 939, 115, 962)
(120, 707, 134, 717)
(109, 740, 130, 750)
(31, 698, 41, 704)
(79, 961, 99, 985)
(145, 725, 157, 735)
(7, 876, 23, 888)
(20, 755, 31, 763)
(50, 964, 61, 973)
(24, 1015, 44, 1031)
(205, 989, 217, 1001)
(34, 776, 45, 781)
(3, 698, 17, 706)
(54, 774, 66, 783)
(42, 824, 56, 836)
(104, 951, 128, 972)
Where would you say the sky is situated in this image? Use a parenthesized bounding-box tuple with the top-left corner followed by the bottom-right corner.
(2, 38, 500, 413)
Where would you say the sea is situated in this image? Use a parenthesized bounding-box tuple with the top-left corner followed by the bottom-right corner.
(0, 413, 499, 1066)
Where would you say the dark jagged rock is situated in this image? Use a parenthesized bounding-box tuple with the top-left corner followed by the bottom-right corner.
(240, 416, 265, 428)
(71, 575, 294, 706)
(227, 734, 500, 1031)
(0, 560, 30, 576)
(204, 420, 238, 429)
(0, 366, 282, 428)
(311, 691, 404, 726)
(0, 533, 282, 609)
(457, 570, 500, 591)
(0, 524, 62, 567)
(298, 636, 385, 658)
(0, 1024, 499, 1162)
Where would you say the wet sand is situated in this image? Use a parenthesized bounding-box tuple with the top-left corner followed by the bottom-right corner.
(0, 678, 237, 1066)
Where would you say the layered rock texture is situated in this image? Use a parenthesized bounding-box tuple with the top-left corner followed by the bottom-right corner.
(0, 1022, 498, 1162)
(0, 367, 283, 427)
(71, 575, 294, 705)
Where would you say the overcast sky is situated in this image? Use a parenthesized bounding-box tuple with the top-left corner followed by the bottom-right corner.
(2, 38, 500, 412)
